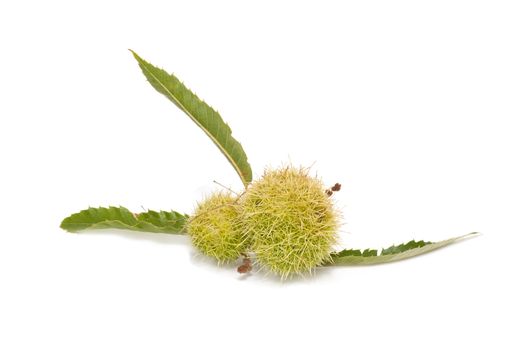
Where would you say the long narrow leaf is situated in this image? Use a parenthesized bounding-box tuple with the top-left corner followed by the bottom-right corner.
(60, 207, 188, 234)
(328, 232, 478, 265)
(130, 50, 252, 187)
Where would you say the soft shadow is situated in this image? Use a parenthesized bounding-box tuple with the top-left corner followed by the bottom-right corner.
(189, 251, 238, 270)
(232, 263, 336, 285)
(83, 229, 189, 246)
(188, 250, 335, 284)
(80, 229, 380, 286)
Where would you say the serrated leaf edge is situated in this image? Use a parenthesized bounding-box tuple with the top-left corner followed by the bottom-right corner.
(130, 50, 252, 187)
(327, 232, 479, 266)
(60, 206, 188, 234)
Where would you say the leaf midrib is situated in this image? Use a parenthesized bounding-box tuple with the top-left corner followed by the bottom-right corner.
(134, 53, 248, 187)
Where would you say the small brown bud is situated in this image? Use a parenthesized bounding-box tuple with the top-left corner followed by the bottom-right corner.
(237, 256, 253, 274)
(331, 183, 341, 192)
(237, 264, 252, 274)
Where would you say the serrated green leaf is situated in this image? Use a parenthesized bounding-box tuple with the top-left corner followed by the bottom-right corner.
(130, 50, 252, 188)
(328, 232, 478, 265)
(60, 206, 188, 234)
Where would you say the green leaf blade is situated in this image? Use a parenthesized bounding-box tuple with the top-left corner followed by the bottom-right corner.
(328, 232, 478, 266)
(60, 207, 188, 234)
(130, 50, 252, 187)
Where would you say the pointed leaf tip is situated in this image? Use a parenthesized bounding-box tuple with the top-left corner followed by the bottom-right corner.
(328, 233, 478, 266)
(130, 50, 253, 187)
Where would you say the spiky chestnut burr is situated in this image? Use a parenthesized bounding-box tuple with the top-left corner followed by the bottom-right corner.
(240, 166, 340, 279)
(186, 192, 246, 264)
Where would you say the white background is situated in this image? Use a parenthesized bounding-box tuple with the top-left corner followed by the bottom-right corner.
(1, 1, 525, 349)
